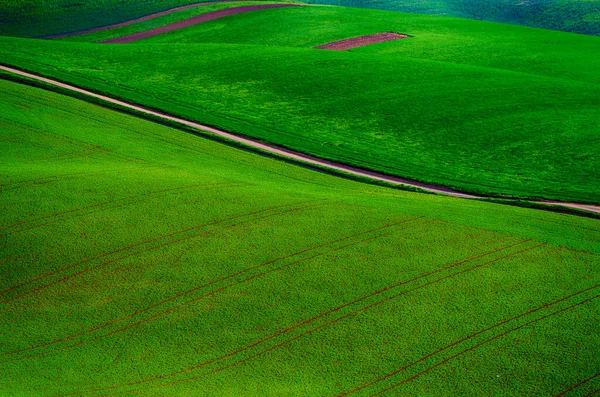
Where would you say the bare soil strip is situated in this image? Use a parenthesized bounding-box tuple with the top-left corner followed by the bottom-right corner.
(44, 1, 236, 39)
(314, 32, 410, 51)
(1, 65, 598, 215)
(101, 4, 300, 43)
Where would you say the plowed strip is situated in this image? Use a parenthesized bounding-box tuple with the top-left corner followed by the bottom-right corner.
(101, 4, 300, 44)
(369, 294, 600, 396)
(314, 33, 410, 51)
(1, 217, 421, 358)
(44, 2, 231, 39)
(339, 283, 600, 396)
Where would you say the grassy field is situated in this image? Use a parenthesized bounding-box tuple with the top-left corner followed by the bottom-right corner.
(2, 0, 598, 38)
(1, 5, 598, 203)
(2, 73, 600, 396)
(301, 0, 600, 36)
(0, 0, 222, 38)
(54, 1, 273, 43)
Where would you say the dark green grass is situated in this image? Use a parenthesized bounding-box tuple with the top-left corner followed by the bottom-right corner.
(1, 76, 600, 395)
(0, 6, 598, 203)
(0, 0, 220, 38)
(55, 1, 274, 43)
(301, 0, 600, 36)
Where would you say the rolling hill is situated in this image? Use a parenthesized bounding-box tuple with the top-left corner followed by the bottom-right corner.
(1, 72, 599, 396)
(0, 4, 598, 203)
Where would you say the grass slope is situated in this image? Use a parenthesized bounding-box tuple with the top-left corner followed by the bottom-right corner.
(1, 6, 598, 203)
(302, 0, 600, 36)
(0, 0, 220, 38)
(54, 1, 273, 43)
(2, 76, 600, 396)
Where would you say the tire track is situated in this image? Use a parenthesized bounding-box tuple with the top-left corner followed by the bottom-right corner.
(368, 293, 600, 397)
(555, 371, 600, 397)
(155, 242, 544, 393)
(68, 239, 537, 395)
(0, 164, 164, 194)
(585, 387, 600, 397)
(0, 181, 238, 236)
(1, 217, 422, 359)
(338, 283, 600, 397)
(15, 217, 427, 368)
(0, 200, 318, 304)
(54, 218, 432, 397)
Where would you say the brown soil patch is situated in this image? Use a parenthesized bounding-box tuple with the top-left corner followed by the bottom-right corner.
(45, 1, 235, 39)
(101, 4, 300, 44)
(315, 32, 410, 51)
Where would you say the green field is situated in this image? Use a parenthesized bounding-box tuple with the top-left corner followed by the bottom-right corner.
(2, 0, 599, 37)
(1, 5, 598, 203)
(2, 73, 600, 396)
(302, 0, 600, 36)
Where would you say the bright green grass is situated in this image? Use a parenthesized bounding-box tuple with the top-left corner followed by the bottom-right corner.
(0, 6, 598, 203)
(2, 76, 600, 396)
(56, 1, 280, 43)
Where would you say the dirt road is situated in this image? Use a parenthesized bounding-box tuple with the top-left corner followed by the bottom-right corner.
(1, 64, 598, 216)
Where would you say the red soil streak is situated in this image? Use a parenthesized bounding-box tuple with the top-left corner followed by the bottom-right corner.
(314, 33, 410, 51)
(73, 239, 538, 395)
(339, 282, 600, 397)
(101, 4, 300, 44)
(555, 372, 600, 397)
(2, 217, 421, 359)
(1, 182, 234, 234)
(0, 200, 315, 303)
(56, 219, 431, 396)
(369, 293, 600, 396)
(44, 2, 235, 39)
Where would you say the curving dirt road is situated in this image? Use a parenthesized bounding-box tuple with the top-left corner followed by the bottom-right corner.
(1, 64, 598, 215)
(101, 4, 300, 44)
(315, 32, 410, 51)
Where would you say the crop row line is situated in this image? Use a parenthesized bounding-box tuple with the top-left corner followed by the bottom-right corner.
(368, 291, 600, 396)
(1, 216, 423, 360)
(1, 181, 240, 236)
(12, 216, 426, 369)
(71, 238, 537, 395)
(339, 281, 600, 396)
(0, 200, 321, 305)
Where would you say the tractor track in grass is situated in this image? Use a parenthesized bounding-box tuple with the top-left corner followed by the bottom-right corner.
(1, 201, 327, 306)
(2, 65, 598, 215)
(1, 216, 421, 359)
(8, 217, 427, 366)
(586, 388, 600, 397)
(367, 293, 600, 397)
(0, 200, 319, 303)
(67, 239, 540, 395)
(556, 371, 600, 397)
(0, 182, 237, 235)
(101, 4, 301, 44)
(338, 283, 600, 396)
